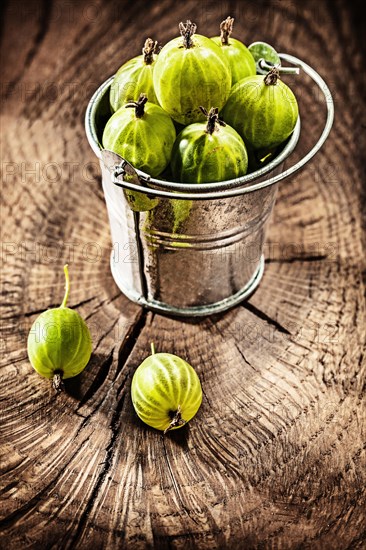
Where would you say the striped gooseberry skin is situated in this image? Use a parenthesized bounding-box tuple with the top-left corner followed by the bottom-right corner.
(102, 101, 176, 177)
(27, 308, 92, 380)
(210, 36, 256, 85)
(131, 353, 202, 432)
(171, 121, 248, 183)
(221, 74, 299, 150)
(110, 56, 158, 112)
(153, 34, 232, 125)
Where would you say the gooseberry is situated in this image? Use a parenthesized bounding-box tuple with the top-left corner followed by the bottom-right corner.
(171, 106, 248, 183)
(153, 20, 231, 125)
(27, 265, 92, 391)
(131, 344, 202, 433)
(110, 38, 160, 112)
(102, 94, 176, 178)
(221, 67, 299, 150)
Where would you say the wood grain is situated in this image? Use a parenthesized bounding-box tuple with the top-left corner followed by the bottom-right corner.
(1, 0, 365, 548)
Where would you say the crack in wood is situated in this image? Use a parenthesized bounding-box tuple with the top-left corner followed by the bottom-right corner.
(210, 319, 255, 370)
(265, 255, 328, 264)
(93, 316, 121, 353)
(67, 391, 127, 547)
(76, 348, 114, 411)
(68, 296, 97, 310)
(84, 293, 121, 321)
(0, 436, 91, 530)
(23, 304, 60, 317)
(116, 309, 148, 379)
(161, 435, 199, 525)
(242, 302, 291, 336)
(22, 296, 96, 319)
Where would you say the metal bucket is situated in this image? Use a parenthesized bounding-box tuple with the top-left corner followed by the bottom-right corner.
(85, 53, 334, 316)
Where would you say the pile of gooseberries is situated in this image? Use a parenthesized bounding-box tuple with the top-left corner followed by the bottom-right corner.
(103, 16, 299, 184)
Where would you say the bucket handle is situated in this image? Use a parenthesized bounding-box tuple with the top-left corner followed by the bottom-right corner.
(110, 53, 334, 201)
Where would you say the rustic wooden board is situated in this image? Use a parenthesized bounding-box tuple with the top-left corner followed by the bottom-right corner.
(1, 0, 365, 548)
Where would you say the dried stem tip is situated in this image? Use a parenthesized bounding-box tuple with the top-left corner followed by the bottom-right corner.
(164, 405, 186, 434)
(220, 16, 234, 45)
(52, 371, 65, 392)
(200, 106, 226, 135)
(264, 67, 280, 86)
(179, 20, 197, 49)
(143, 38, 159, 64)
(125, 94, 148, 118)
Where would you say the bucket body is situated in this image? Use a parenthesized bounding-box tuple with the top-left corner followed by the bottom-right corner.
(86, 76, 301, 316)
(102, 161, 280, 314)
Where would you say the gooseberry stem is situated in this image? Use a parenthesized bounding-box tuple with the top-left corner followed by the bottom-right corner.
(151, 342, 156, 355)
(264, 67, 280, 85)
(125, 94, 148, 118)
(52, 371, 65, 392)
(179, 20, 197, 49)
(220, 16, 234, 46)
(164, 405, 186, 434)
(143, 38, 158, 65)
(200, 106, 226, 135)
(61, 264, 70, 308)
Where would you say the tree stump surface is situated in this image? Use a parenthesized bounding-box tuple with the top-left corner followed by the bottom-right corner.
(1, 0, 365, 548)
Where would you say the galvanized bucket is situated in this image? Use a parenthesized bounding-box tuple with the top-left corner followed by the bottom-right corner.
(85, 53, 334, 316)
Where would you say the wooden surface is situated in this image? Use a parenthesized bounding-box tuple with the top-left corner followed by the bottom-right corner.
(1, 0, 366, 548)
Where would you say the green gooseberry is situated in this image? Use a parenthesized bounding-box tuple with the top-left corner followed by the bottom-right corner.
(102, 94, 176, 178)
(131, 344, 202, 433)
(171, 106, 248, 183)
(110, 37, 160, 112)
(153, 20, 232, 125)
(221, 68, 299, 150)
(27, 265, 92, 391)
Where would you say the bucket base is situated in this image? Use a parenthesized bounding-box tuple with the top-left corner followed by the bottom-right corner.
(110, 254, 265, 317)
